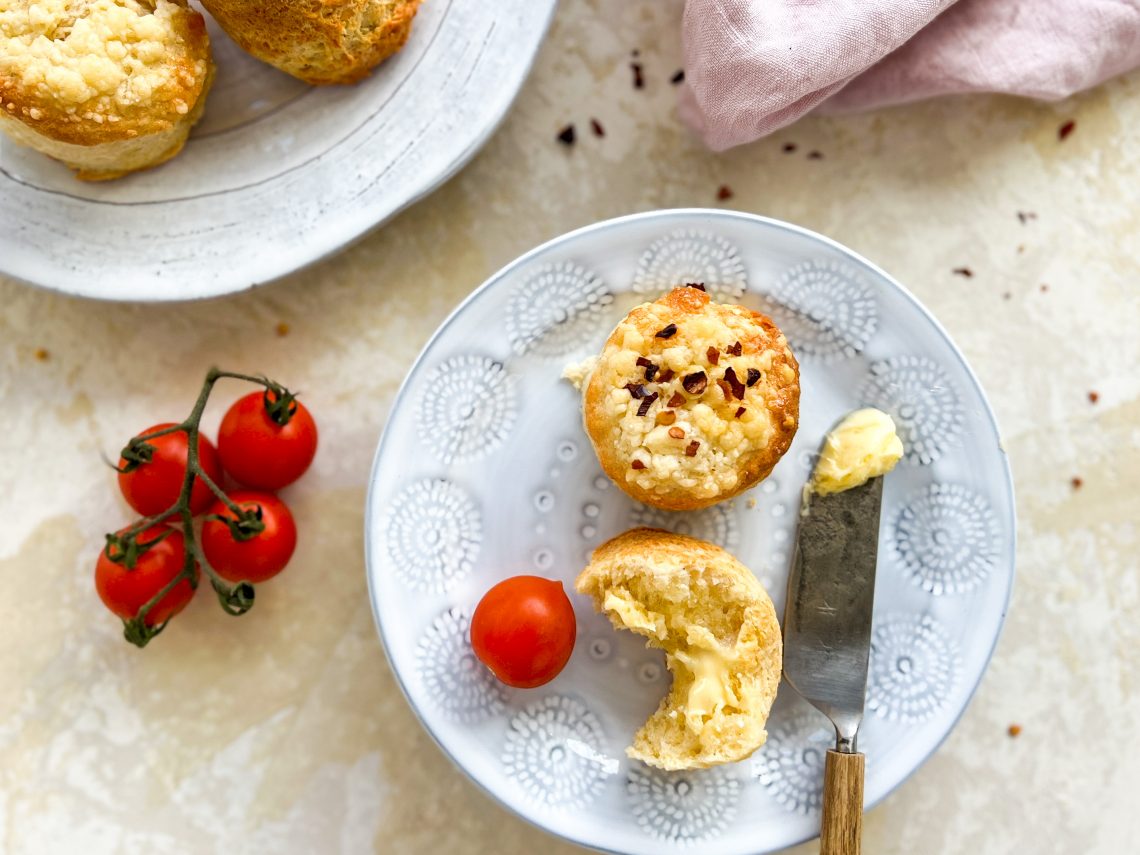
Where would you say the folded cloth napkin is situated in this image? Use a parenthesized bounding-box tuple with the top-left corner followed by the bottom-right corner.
(679, 0, 1140, 150)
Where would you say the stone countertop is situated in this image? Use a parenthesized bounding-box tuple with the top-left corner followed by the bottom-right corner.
(1, 1, 1138, 852)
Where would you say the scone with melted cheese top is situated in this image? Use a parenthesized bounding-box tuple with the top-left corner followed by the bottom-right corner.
(0, 0, 213, 180)
(582, 286, 799, 511)
(576, 528, 782, 770)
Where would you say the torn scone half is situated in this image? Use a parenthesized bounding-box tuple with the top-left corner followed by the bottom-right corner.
(576, 527, 782, 770)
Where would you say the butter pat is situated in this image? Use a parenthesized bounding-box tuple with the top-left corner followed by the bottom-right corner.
(811, 408, 904, 495)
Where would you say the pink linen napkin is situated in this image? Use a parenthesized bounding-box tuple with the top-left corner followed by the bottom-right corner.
(679, 0, 1140, 151)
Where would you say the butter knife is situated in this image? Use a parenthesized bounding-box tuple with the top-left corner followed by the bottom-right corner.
(783, 476, 883, 855)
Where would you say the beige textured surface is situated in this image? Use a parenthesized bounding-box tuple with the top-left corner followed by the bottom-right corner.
(1, 0, 1138, 852)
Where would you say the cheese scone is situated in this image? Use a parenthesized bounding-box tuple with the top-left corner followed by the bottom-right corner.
(198, 0, 421, 86)
(581, 286, 799, 511)
(577, 528, 782, 770)
(0, 0, 214, 180)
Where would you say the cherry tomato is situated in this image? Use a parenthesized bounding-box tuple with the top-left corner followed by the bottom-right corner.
(201, 491, 297, 584)
(95, 524, 198, 626)
(217, 391, 318, 490)
(470, 576, 577, 688)
(117, 423, 223, 516)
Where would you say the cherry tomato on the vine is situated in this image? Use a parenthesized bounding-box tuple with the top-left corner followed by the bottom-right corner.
(201, 491, 297, 584)
(117, 423, 223, 516)
(470, 576, 577, 689)
(95, 524, 198, 626)
(217, 392, 318, 490)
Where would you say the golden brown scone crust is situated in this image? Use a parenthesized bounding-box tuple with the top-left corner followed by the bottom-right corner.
(577, 528, 782, 770)
(0, 0, 214, 180)
(583, 287, 800, 511)
(198, 0, 421, 86)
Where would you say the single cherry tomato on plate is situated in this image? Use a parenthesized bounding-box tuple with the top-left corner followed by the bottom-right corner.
(117, 423, 223, 516)
(470, 576, 577, 688)
(217, 391, 318, 490)
(201, 491, 297, 584)
(95, 524, 198, 626)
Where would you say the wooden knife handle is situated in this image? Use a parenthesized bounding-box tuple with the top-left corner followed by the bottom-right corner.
(820, 749, 864, 855)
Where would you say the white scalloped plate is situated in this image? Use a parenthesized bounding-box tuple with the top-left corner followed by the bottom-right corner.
(364, 209, 1015, 854)
(0, 1, 556, 301)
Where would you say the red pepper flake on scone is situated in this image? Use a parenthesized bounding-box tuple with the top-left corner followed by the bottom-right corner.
(579, 287, 799, 511)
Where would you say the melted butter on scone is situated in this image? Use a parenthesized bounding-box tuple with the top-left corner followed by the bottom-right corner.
(673, 649, 740, 728)
(811, 408, 904, 495)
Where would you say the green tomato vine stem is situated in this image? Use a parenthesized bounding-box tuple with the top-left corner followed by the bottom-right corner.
(111, 367, 284, 648)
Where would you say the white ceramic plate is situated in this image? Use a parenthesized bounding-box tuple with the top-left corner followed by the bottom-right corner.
(0, 1, 556, 301)
(364, 209, 1015, 854)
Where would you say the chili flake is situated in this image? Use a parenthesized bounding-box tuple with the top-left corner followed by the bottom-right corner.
(685, 282, 706, 292)
(657, 368, 676, 383)
(706, 346, 720, 365)
(625, 382, 649, 399)
(637, 392, 659, 417)
(631, 460, 646, 470)
(590, 118, 605, 137)
(557, 125, 576, 146)
(717, 184, 734, 201)
(667, 392, 686, 407)
(1058, 119, 1076, 140)
(1088, 391, 1099, 403)
(727, 341, 743, 356)
(636, 356, 658, 382)
(735, 407, 746, 418)
(671, 69, 684, 85)
(631, 63, 645, 89)
(746, 368, 761, 387)
(682, 372, 708, 395)
(655, 323, 678, 339)
(952, 267, 973, 278)
(685, 440, 700, 457)
(724, 367, 745, 400)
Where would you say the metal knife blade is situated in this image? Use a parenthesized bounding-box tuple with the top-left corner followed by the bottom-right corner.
(783, 477, 883, 752)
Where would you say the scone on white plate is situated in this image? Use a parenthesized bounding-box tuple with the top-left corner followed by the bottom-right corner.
(580, 285, 800, 511)
(576, 527, 782, 770)
(197, 0, 421, 85)
(0, 0, 214, 180)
